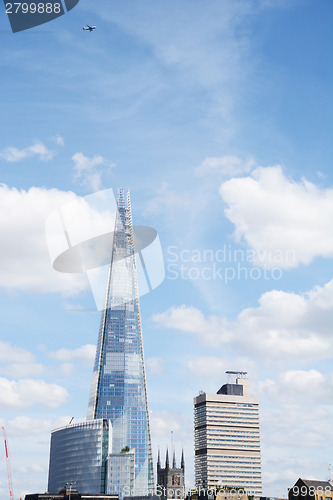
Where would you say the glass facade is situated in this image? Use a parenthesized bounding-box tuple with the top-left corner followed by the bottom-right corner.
(106, 450, 135, 497)
(87, 190, 154, 495)
(48, 190, 154, 497)
(48, 419, 109, 494)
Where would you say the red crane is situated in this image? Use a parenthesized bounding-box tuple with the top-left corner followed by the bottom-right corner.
(2, 426, 15, 500)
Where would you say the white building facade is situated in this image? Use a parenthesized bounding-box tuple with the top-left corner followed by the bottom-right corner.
(194, 372, 262, 497)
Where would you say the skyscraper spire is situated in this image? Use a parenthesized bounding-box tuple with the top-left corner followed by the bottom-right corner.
(87, 189, 154, 494)
(48, 190, 154, 497)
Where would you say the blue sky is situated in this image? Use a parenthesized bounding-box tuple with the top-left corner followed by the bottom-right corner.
(0, 0, 333, 497)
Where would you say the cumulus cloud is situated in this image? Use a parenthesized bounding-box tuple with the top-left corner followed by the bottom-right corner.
(146, 357, 165, 375)
(49, 344, 96, 366)
(150, 409, 193, 452)
(19, 464, 46, 474)
(187, 356, 258, 385)
(144, 183, 191, 216)
(152, 279, 333, 360)
(0, 341, 44, 378)
(0, 378, 70, 409)
(261, 403, 333, 451)
(0, 141, 53, 162)
(0, 415, 72, 438)
(187, 357, 229, 379)
(219, 165, 333, 268)
(1, 416, 58, 437)
(150, 410, 182, 436)
(53, 135, 64, 146)
(258, 369, 333, 404)
(152, 305, 232, 345)
(195, 155, 255, 177)
(150, 409, 194, 484)
(48, 344, 96, 377)
(0, 184, 87, 294)
(72, 152, 114, 191)
(256, 370, 333, 486)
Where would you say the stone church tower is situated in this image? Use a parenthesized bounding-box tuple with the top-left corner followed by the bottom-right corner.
(157, 448, 185, 499)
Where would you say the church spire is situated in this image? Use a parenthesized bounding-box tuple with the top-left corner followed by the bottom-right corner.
(165, 448, 169, 469)
(157, 447, 161, 470)
(172, 448, 176, 468)
(181, 448, 185, 470)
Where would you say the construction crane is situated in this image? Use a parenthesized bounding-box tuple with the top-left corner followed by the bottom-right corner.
(2, 426, 14, 500)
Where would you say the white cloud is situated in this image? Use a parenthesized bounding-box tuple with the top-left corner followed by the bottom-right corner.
(53, 135, 64, 146)
(256, 371, 333, 487)
(0, 415, 71, 438)
(233, 281, 333, 359)
(263, 468, 302, 496)
(58, 363, 75, 376)
(150, 410, 182, 437)
(97, 1, 254, 132)
(196, 155, 255, 178)
(144, 183, 191, 216)
(187, 356, 258, 386)
(0, 184, 87, 294)
(49, 344, 95, 366)
(146, 357, 165, 375)
(19, 464, 46, 474)
(152, 279, 333, 361)
(187, 357, 228, 379)
(149, 409, 194, 485)
(0, 341, 44, 378)
(219, 165, 333, 268)
(0, 141, 53, 162)
(258, 369, 333, 404)
(1, 416, 53, 437)
(0, 378, 70, 409)
(152, 304, 232, 345)
(261, 405, 333, 450)
(0, 342, 32, 361)
(72, 152, 114, 191)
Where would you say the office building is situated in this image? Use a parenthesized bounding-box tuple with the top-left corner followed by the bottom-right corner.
(48, 419, 110, 494)
(194, 372, 262, 497)
(106, 449, 135, 497)
(48, 190, 154, 497)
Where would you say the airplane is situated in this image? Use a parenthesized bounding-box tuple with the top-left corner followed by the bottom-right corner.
(83, 24, 96, 32)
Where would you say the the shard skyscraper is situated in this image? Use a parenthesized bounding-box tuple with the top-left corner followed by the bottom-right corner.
(48, 190, 154, 497)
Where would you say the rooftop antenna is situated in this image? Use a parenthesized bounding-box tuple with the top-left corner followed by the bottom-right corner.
(226, 371, 248, 383)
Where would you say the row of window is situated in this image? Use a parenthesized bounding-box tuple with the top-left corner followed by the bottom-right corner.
(207, 407, 258, 412)
(195, 458, 261, 465)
